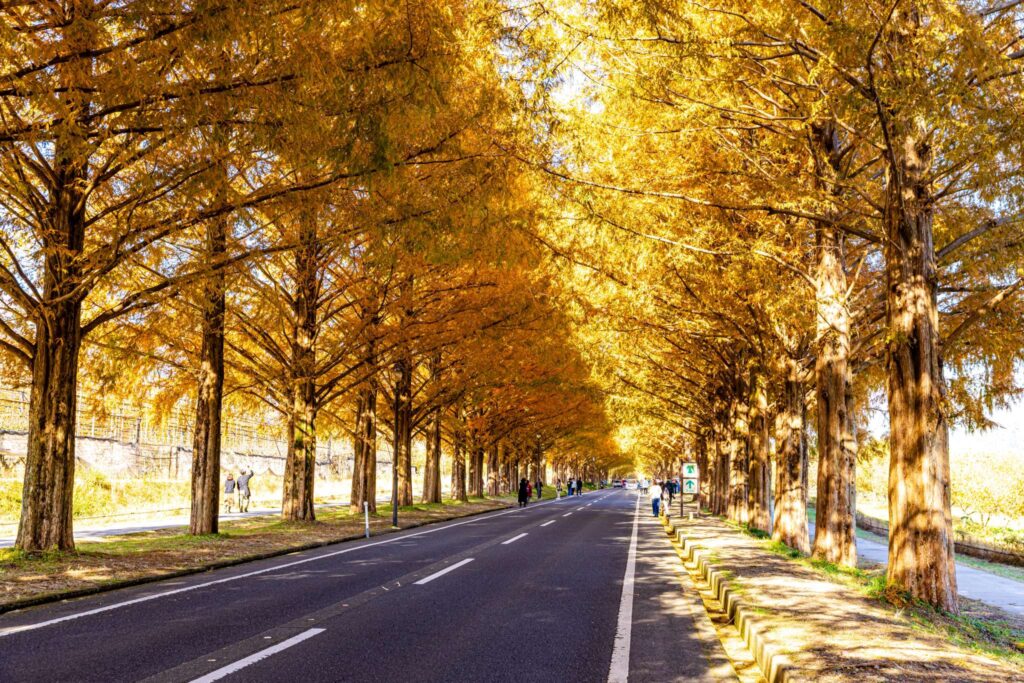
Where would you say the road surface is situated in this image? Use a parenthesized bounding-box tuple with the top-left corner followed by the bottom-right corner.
(0, 490, 735, 682)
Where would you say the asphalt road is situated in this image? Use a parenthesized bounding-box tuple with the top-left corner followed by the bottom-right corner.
(0, 489, 733, 683)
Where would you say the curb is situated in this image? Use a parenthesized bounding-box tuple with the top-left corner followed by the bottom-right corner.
(0, 502, 514, 616)
(662, 516, 801, 683)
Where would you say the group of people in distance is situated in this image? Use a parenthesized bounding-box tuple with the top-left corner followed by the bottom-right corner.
(516, 476, 586, 507)
(517, 477, 544, 506)
(646, 478, 680, 517)
(223, 469, 255, 513)
(559, 477, 584, 498)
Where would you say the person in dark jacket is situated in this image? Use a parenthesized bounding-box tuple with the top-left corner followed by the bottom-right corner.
(224, 474, 236, 513)
(518, 478, 530, 507)
(237, 469, 254, 512)
(567, 478, 575, 496)
(535, 479, 543, 499)
(576, 478, 583, 496)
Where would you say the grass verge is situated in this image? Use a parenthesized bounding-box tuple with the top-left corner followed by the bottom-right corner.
(0, 494, 518, 612)
(725, 517, 1024, 666)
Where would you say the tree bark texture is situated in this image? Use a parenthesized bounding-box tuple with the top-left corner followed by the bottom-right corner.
(189, 213, 227, 536)
(772, 354, 810, 554)
(282, 221, 318, 522)
(392, 356, 414, 507)
(747, 373, 771, 533)
(812, 224, 858, 567)
(884, 114, 957, 611)
(728, 386, 750, 524)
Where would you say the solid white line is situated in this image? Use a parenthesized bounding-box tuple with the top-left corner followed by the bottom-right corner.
(563, 512, 573, 517)
(501, 533, 528, 545)
(0, 498, 560, 638)
(540, 520, 555, 527)
(414, 558, 474, 585)
(189, 628, 325, 683)
(608, 493, 641, 683)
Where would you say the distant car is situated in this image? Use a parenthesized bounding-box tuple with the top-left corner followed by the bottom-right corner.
(624, 479, 638, 490)
(612, 479, 623, 488)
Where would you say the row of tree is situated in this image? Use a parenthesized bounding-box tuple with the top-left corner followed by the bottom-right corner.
(0, 1, 622, 552)
(525, 0, 1024, 612)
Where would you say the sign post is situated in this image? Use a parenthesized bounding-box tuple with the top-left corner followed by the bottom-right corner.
(682, 462, 699, 519)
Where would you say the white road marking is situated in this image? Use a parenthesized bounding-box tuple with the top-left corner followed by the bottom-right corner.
(501, 533, 528, 545)
(0, 498, 561, 638)
(563, 512, 573, 517)
(414, 558, 475, 585)
(540, 520, 555, 527)
(608, 493, 641, 683)
(189, 628, 325, 683)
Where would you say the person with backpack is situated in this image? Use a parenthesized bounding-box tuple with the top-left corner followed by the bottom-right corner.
(223, 474, 236, 514)
(236, 468, 254, 512)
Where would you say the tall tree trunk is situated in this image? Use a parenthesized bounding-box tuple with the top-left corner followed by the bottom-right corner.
(697, 433, 710, 510)
(728, 382, 750, 524)
(747, 371, 771, 532)
(487, 444, 500, 496)
(451, 409, 467, 502)
(189, 213, 227, 536)
(392, 356, 414, 506)
(351, 390, 367, 512)
(282, 220, 318, 522)
(884, 115, 956, 611)
(812, 223, 857, 567)
(772, 353, 810, 553)
(422, 404, 443, 503)
(18, 298, 83, 552)
(17, 7, 91, 552)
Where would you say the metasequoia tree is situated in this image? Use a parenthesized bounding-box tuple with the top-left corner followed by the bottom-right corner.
(0, 0, 338, 550)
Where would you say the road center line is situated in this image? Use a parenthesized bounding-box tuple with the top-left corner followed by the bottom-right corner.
(540, 520, 555, 527)
(608, 493, 641, 683)
(501, 533, 528, 545)
(0, 498, 560, 638)
(188, 628, 325, 683)
(414, 558, 475, 585)
(563, 512, 573, 517)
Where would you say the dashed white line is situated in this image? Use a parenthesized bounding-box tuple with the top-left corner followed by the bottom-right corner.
(0, 498, 562, 638)
(414, 558, 475, 585)
(502, 533, 528, 545)
(563, 512, 573, 517)
(540, 520, 555, 527)
(189, 628, 325, 683)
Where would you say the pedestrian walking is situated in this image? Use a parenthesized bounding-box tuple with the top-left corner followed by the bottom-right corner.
(223, 474, 236, 514)
(667, 479, 675, 507)
(237, 468, 254, 512)
(518, 478, 530, 507)
(576, 478, 583, 496)
(641, 479, 649, 495)
(567, 479, 575, 496)
(556, 478, 563, 499)
(536, 479, 543, 499)
(526, 479, 533, 500)
(649, 480, 663, 517)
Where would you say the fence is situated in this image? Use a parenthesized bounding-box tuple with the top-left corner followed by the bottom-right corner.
(0, 388, 359, 479)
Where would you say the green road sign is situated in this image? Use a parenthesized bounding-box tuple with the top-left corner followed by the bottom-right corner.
(682, 462, 698, 478)
(682, 479, 698, 494)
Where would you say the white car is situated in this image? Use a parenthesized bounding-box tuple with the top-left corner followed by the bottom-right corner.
(624, 479, 638, 490)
